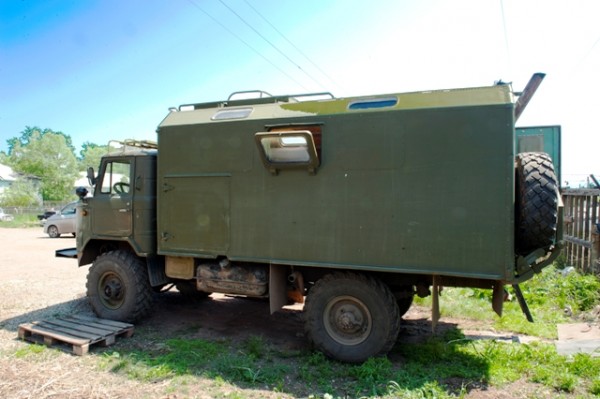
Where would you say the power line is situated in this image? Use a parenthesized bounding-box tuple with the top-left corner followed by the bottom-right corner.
(185, 0, 309, 91)
(242, 0, 344, 93)
(217, 0, 327, 92)
(574, 32, 600, 69)
(499, 0, 512, 77)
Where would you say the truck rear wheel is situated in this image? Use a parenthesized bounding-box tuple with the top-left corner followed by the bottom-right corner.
(515, 152, 559, 255)
(304, 272, 400, 363)
(86, 250, 153, 323)
(395, 286, 415, 317)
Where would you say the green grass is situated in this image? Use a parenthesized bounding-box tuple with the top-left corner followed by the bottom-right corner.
(0, 213, 40, 228)
(94, 328, 600, 398)
(415, 265, 600, 339)
(12, 264, 600, 398)
(13, 343, 49, 358)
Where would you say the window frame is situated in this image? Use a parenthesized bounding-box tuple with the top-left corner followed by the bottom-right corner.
(211, 107, 253, 121)
(348, 97, 398, 110)
(254, 130, 320, 175)
(98, 159, 132, 195)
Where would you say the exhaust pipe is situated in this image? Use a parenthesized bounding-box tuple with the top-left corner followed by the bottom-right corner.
(514, 72, 546, 122)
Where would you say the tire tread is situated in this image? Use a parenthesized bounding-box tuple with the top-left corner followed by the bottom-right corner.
(86, 250, 153, 323)
(305, 272, 400, 363)
(515, 152, 559, 255)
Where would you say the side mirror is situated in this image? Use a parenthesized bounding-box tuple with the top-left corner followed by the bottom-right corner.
(87, 166, 97, 186)
(76, 186, 89, 199)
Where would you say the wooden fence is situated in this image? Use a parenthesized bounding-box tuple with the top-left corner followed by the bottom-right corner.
(562, 188, 600, 274)
(1, 202, 69, 217)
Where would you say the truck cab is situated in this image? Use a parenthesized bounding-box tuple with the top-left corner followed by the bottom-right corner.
(76, 142, 158, 267)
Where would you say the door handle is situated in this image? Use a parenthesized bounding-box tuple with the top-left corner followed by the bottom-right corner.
(118, 208, 130, 213)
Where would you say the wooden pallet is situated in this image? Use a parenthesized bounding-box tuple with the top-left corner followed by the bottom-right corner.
(18, 315, 134, 355)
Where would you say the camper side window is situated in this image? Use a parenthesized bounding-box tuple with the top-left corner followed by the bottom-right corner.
(255, 130, 320, 174)
(260, 135, 311, 163)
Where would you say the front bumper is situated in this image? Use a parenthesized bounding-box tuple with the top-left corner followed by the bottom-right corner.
(55, 247, 78, 259)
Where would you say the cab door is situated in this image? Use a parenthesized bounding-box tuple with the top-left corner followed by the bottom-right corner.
(92, 157, 133, 237)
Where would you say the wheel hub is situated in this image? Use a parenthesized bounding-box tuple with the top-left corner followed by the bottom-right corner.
(337, 306, 363, 331)
(103, 279, 122, 299)
(324, 296, 372, 346)
(99, 273, 125, 309)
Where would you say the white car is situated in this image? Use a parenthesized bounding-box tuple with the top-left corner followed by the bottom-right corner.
(43, 201, 77, 238)
(0, 208, 14, 222)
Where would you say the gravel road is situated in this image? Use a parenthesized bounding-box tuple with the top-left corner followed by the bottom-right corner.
(0, 228, 90, 347)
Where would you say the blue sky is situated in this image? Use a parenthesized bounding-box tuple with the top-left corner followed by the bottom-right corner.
(1, 0, 599, 186)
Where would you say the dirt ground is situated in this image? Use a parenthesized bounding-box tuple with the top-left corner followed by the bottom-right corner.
(0, 228, 559, 398)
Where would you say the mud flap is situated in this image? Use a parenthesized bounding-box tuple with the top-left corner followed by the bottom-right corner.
(269, 264, 287, 314)
(432, 276, 440, 332)
(492, 281, 504, 317)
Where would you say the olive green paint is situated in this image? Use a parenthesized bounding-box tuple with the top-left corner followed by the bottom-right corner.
(156, 85, 517, 281)
(76, 83, 560, 284)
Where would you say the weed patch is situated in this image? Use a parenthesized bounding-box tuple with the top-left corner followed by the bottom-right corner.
(89, 264, 600, 398)
(415, 265, 600, 339)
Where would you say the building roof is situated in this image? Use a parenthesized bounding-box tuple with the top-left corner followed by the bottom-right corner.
(0, 164, 18, 182)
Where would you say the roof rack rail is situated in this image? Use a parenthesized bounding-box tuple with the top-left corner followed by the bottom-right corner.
(288, 92, 335, 101)
(108, 139, 158, 151)
(226, 90, 335, 103)
(227, 90, 273, 102)
(178, 91, 337, 111)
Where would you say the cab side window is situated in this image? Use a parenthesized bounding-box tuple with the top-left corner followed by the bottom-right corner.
(100, 160, 131, 195)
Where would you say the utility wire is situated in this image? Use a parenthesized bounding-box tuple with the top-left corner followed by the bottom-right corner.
(499, 0, 512, 78)
(218, 0, 328, 92)
(243, 0, 344, 93)
(574, 32, 600, 69)
(186, 0, 309, 91)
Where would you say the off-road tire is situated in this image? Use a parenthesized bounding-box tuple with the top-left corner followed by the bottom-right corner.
(86, 250, 153, 323)
(395, 286, 415, 317)
(515, 152, 559, 256)
(304, 272, 400, 363)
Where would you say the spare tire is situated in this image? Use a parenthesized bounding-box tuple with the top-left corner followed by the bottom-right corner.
(515, 152, 559, 256)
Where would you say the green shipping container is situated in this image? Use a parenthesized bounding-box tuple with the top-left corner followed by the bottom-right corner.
(516, 125, 561, 184)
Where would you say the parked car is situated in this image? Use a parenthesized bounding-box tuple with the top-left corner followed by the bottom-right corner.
(0, 208, 14, 222)
(37, 210, 57, 220)
(43, 201, 77, 238)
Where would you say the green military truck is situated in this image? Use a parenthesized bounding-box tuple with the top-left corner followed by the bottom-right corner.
(58, 74, 562, 362)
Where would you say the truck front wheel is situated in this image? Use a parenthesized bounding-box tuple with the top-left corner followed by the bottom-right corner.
(304, 272, 400, 363)
(86, 250, 153, 323)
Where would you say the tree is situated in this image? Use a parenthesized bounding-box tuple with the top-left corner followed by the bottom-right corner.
(79, 142, 109, 172)
(0, 177, 41, 207)
(6, 127, 79, 201)
(7, 126, 75, 154)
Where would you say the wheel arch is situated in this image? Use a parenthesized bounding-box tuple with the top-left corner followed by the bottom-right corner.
(80, 239, 169, 288)
(79, 239, 129, 266)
